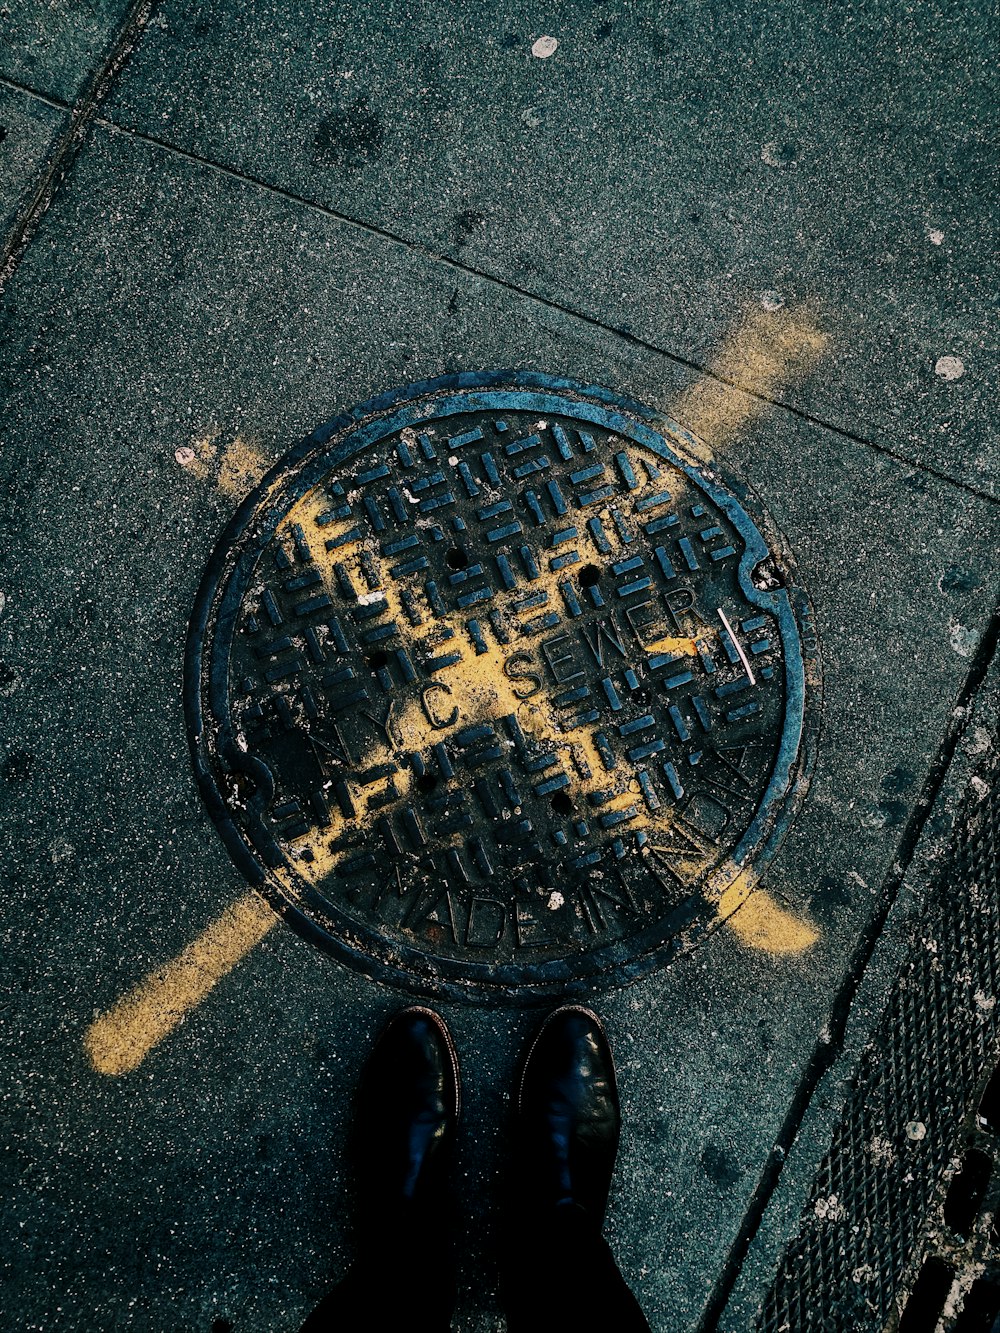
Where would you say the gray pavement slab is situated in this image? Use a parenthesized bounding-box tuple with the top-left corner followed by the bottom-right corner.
(0, 0, 136, 105)
(102, 0, 1000, 497)
(0, 124, 997, 1330)
(0, 84, 68, 248)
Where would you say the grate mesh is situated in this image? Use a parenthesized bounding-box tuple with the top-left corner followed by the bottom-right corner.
(759, 739, 1000, 1333)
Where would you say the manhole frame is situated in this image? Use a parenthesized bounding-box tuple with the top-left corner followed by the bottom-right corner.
(184, 370, 822, 1003)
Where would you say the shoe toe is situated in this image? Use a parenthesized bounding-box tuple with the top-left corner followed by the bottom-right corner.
(356, 1007, 460, 1217)
(517, 1005, 621, 1224)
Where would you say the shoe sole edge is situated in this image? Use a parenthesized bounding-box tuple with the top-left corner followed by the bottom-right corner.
(390, 1004, 463, 1123)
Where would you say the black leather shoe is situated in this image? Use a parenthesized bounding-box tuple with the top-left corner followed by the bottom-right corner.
(300, 1009, 461, 1332)
(354, 1005, 461, 1238)
(514, 1004, 621, 1226)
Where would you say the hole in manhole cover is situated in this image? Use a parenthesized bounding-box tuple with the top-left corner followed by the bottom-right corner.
(185, 372, 821, 1001)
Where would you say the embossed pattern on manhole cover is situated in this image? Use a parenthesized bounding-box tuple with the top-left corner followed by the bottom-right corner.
(185, 372, 821, 1001)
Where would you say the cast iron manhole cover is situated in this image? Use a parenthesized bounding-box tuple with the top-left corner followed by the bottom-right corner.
(186, 372, 820, 1001)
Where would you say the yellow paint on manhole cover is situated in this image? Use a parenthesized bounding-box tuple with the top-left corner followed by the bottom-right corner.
(184, 372, 821, 1003)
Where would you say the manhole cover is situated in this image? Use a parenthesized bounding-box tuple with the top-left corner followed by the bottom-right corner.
(186, 372, 820, 1001)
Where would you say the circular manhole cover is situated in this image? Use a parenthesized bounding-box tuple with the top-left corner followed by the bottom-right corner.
(186, 372, 820, 1001)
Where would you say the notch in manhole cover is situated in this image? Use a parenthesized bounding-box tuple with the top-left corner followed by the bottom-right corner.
(185, 372, 821, 1002)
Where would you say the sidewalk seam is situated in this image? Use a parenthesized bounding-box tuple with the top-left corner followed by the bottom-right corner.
(0, 0, 159, 293)
(0, 73, 71, 112)
(55, 112, 1000, 511)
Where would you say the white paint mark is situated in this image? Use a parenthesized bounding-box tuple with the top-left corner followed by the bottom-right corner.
(949, 619, 978, 658)
(870, 1136, 895, 1166)
(928, 228, 945, 246)
(547, 891, 565, 910)
(175, 446, 196, 465)
(814, 1194, 845, 1221)
(971, 776, 990, 802)
(905, 1120, 927, 1141)
(531, 35, 559, 58)
(974, 988, 995, 1013)
(718, 609, 756, 685)
(0, 590, 6, 617)
(357, 590, 385, 607)
(935, 355, 965, 381)
(760, 290, 785, 312)
(964, 726, 992, 757)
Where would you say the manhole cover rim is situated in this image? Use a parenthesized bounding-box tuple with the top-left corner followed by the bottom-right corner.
(185, 370, 822, 1003)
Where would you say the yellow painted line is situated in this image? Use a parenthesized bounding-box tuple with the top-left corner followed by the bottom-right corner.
(718, 870, 819, 956)
(216, 437, 269, 499)
(667, 302, 828, 461)
(662, 302, 828, 953)
(84, 892, 276, 1076)
(176, 430, 270, 499)
(727, 891, 820, 955)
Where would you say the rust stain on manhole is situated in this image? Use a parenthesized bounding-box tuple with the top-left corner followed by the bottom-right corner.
(185, 372, 821, 1001)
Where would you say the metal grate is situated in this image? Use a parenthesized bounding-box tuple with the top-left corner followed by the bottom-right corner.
(759, 738, 1000, 1333)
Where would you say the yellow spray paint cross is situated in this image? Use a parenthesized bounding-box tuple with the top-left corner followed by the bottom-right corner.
(86, 306, 825, 1075)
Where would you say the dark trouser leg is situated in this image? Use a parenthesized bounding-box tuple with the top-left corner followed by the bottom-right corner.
(300, 1259, 454, 1333)
(300, 1209, 456, 1333)
(500, 1201, 652, 1333)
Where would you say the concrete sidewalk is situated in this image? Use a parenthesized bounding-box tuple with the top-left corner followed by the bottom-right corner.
(0, 4, 996, 1330)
